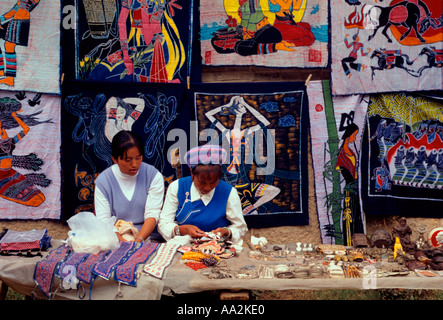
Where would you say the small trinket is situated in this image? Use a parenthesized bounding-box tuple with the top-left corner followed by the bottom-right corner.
(296, 242, 302, 252)
(415, 224, 427, 249)
(328, 265, 344, 278)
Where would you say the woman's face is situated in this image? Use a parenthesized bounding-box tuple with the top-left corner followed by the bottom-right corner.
(116, 106, 126, 122)
(191, 169, 220, 195)
(112, 146, 143, 176)
(348, 130, 358, 143)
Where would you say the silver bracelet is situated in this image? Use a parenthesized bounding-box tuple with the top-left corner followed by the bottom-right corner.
(223, 227, 231, 238)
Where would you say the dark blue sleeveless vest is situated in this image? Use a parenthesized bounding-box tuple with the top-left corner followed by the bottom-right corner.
(176, 176, 231, 231)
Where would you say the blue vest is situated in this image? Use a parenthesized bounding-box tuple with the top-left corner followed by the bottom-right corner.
(95, 162, 158, 230)
(176, 176, 231, 231)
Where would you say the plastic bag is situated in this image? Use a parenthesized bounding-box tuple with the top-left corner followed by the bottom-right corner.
(67, 211, 120, 254)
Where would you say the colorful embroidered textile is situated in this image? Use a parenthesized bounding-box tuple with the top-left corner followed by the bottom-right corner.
(92, 241, 136, 280)
(0, 229, 51, 252)
(0, 91, 61, 220)
(55, 251, 89, 287)
(143, 243, 179, 279)
(0, 0, 61, 94)
(114, 242, 160, 286)
(190, 82, 310, 228)
(307, 80, 368, 245)
(76, 250, 108, 284)
(200, 0, 328, 67)
(61, 81, 189, 220)
(330, 0, 443, 95)
(361, 92, 443, 217)
(33, 245, 71, 299)
(70, 0, 194, 84)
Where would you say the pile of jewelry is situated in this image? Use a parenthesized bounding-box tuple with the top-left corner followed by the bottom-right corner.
(179, 233, 237, 271)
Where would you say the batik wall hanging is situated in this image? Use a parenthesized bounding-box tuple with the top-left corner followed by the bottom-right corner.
(0, 0, 61, 94)
(188, 82, 310, 228)
(200, 0, 329, 67)
(61, 81, 190, 220)
(330, 0, 443, 95)
(307, 80, 368, 245)
(70, 0, 195, 84)
(361, 92, 443, 218)
(0, 90, 61, 220)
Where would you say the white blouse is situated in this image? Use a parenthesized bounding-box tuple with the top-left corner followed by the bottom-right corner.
(158, 179, 248, 243)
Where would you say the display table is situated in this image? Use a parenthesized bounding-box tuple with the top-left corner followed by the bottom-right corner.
(1, 240, 442, 300)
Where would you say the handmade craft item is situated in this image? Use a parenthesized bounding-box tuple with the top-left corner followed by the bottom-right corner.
(92, 241, 136, 280)
(72, 0, 193, 84)
(200, 0, 329, 68)
(33, 245, 71, 299)
(114, 242, 160, 286)
(115, 220, 139, 241)
(360, 93, 443, 217)
(428, 228, 443, 248)
(61, 81, 188, 220)
(185, 261, 208, 271)
(142, 243, 180, 279)
(307, 80, 368, 245)
(0, 91, 61, 220)
(330, 0, 443, 95)
(76, 250, 109, 284)
(55, 251, 89, 290)
(181, 251, 211, 262)
(192, 82, 310, 228)
(0, 1, 61, 94)
(0, 229, 51, 254)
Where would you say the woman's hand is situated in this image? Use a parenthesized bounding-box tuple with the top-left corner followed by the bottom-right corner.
(179, 224, 206, 238)
(211, 227, 230, 238)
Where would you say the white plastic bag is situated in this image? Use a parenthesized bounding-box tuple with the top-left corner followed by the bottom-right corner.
(67, 211, 120, 254)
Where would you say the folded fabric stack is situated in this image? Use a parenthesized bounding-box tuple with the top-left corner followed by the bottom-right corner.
(0, 229, 52, 256)
(33, 242, 160, 300)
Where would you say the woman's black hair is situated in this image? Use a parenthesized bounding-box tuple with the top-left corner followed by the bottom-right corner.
(191, 164, 222, 178)
(111, 130, 143, 160)
(341, 123, 359, 141)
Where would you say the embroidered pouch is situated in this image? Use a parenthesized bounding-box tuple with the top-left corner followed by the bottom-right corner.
(92, 241, 135, 280)
(76, 250, 109, 284)
(114, 243, 160, 286)
(33, 245, 71, 299)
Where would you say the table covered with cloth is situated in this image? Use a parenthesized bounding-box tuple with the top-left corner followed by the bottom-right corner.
(1, 240, 443, 300)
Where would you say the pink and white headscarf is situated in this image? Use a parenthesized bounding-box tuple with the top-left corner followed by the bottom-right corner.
(184, 145, 227, 168)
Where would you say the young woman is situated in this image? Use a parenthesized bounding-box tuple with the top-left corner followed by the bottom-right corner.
(94, 130, 164, 242)
(158, 145, 247, 243)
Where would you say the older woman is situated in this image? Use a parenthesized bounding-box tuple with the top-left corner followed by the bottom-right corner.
(158, 145, 247, 243)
